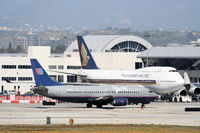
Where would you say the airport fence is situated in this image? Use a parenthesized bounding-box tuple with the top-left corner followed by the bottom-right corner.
(0, 95, 10, 100)
(15, 95, 44, 100)
(0, 95, 55, 103)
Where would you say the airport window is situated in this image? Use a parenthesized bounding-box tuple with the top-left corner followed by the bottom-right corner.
(18, 77, 32, 81)
(135, 62, 143, 69)
(18, 65, 31, 69)
(67, 75, 77, 82)
(73, 49, 79, 52)
(67, 65, 81, 69)
(2, 65, 16, 69)
(109, 41, 147, 52)
(2, 77, 16, 81)
(58, 65, 64, 69)
(58, 75, 64, 82)
(1, 86, 4, 92)
(49, 75, 57, 81)
(49, 65, 57, 69)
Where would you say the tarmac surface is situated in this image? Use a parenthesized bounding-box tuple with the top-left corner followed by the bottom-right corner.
(0, 102, 200, 126)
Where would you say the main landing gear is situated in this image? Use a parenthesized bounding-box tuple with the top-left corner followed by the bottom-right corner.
(141, 103, 145, 109)
(86, 103, 103, 108)
(96, 104, 102, 108)
(86, 103, 92, 108)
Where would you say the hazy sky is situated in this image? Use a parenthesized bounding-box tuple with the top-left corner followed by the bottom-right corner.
(0, 0, 200, 31)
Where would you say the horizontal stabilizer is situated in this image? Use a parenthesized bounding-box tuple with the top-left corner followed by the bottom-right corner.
(47, 70, 87, 77)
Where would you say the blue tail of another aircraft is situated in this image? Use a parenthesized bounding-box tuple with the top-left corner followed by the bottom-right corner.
(77, 36, 99, 69)
(30, 59, 63, 87)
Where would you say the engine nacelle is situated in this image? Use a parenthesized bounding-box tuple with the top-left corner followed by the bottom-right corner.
(189, 86, 200, 95)
(112, 97, 128, 106)
(175, 89, 187, 96)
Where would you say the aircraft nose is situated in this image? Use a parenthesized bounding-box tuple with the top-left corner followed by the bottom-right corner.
(32, 87, 48, 96)
(178, 76, 185, 85)
(176, 75, 185, 88)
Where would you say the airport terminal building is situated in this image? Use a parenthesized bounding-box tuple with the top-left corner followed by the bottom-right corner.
(0, 35, 152, 94)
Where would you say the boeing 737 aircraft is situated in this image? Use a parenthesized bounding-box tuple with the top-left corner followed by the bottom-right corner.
(31, 59, 158, 108)
(71, 36, 184, 95)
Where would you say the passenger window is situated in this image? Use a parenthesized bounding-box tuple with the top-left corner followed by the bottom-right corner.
(169, 70, 177, 72)
(149, 90, 153, 93)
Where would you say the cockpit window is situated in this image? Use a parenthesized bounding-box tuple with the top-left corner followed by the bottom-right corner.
(169, 70, 177, 72)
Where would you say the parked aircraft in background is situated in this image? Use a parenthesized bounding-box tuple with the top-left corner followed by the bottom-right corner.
(74, 36, 184, 95)
(49, 36, 184, 95)
(164, 72, 200, 102)
(31, 59, 158, 108)
(184, 72, 200, 97)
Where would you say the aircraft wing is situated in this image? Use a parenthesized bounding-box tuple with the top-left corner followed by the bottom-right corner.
(64, 82, 100, 86)
(95, 95, 113, 101)
(4, 78, 34, 84)
(47, 70, 87, 77)
(89, 95, 113, 105)
(4, 78, 11, 83)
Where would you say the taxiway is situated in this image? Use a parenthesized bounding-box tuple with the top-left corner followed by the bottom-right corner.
(0, 102, 200, 126)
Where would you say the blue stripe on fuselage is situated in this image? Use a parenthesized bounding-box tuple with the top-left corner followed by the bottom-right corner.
(50, 96, 158, 104)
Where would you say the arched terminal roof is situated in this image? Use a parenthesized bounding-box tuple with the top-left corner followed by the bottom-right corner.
(65, 35, 152, 53)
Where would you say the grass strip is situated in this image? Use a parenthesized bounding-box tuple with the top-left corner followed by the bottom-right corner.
(0, 124, 199, 133)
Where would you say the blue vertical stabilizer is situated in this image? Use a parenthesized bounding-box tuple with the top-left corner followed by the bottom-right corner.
(77, 36, 99, 69)
(30, 59, 63, 87)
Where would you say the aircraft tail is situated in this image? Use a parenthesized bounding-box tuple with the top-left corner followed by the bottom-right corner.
(184, 72, 191, 90)
(30, 59, 63, 87)
(184, 72, 191, 84)
(77, 36, 99, 69)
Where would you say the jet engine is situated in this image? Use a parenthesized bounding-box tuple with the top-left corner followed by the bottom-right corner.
(176, 89, 187, 96)
(112, 97, 128, 106)
(183, 72, 200, 96)
(189, 84, 200, 95)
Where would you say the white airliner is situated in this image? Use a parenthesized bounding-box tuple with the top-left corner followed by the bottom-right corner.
(79, 67, 184, 95)
(31, 59, 158, 108)
(53, 36, 184, 95)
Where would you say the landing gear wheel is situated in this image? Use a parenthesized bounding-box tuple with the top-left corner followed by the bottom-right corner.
(97, 104, 102, 108)
(197, 96, 200, 102)
(179, 97, 182, 102)
(174, 97, 178, 102)
(168, 98, 172, 102)
(141, 103, 145, 109)
(87, 103, 92, 108)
